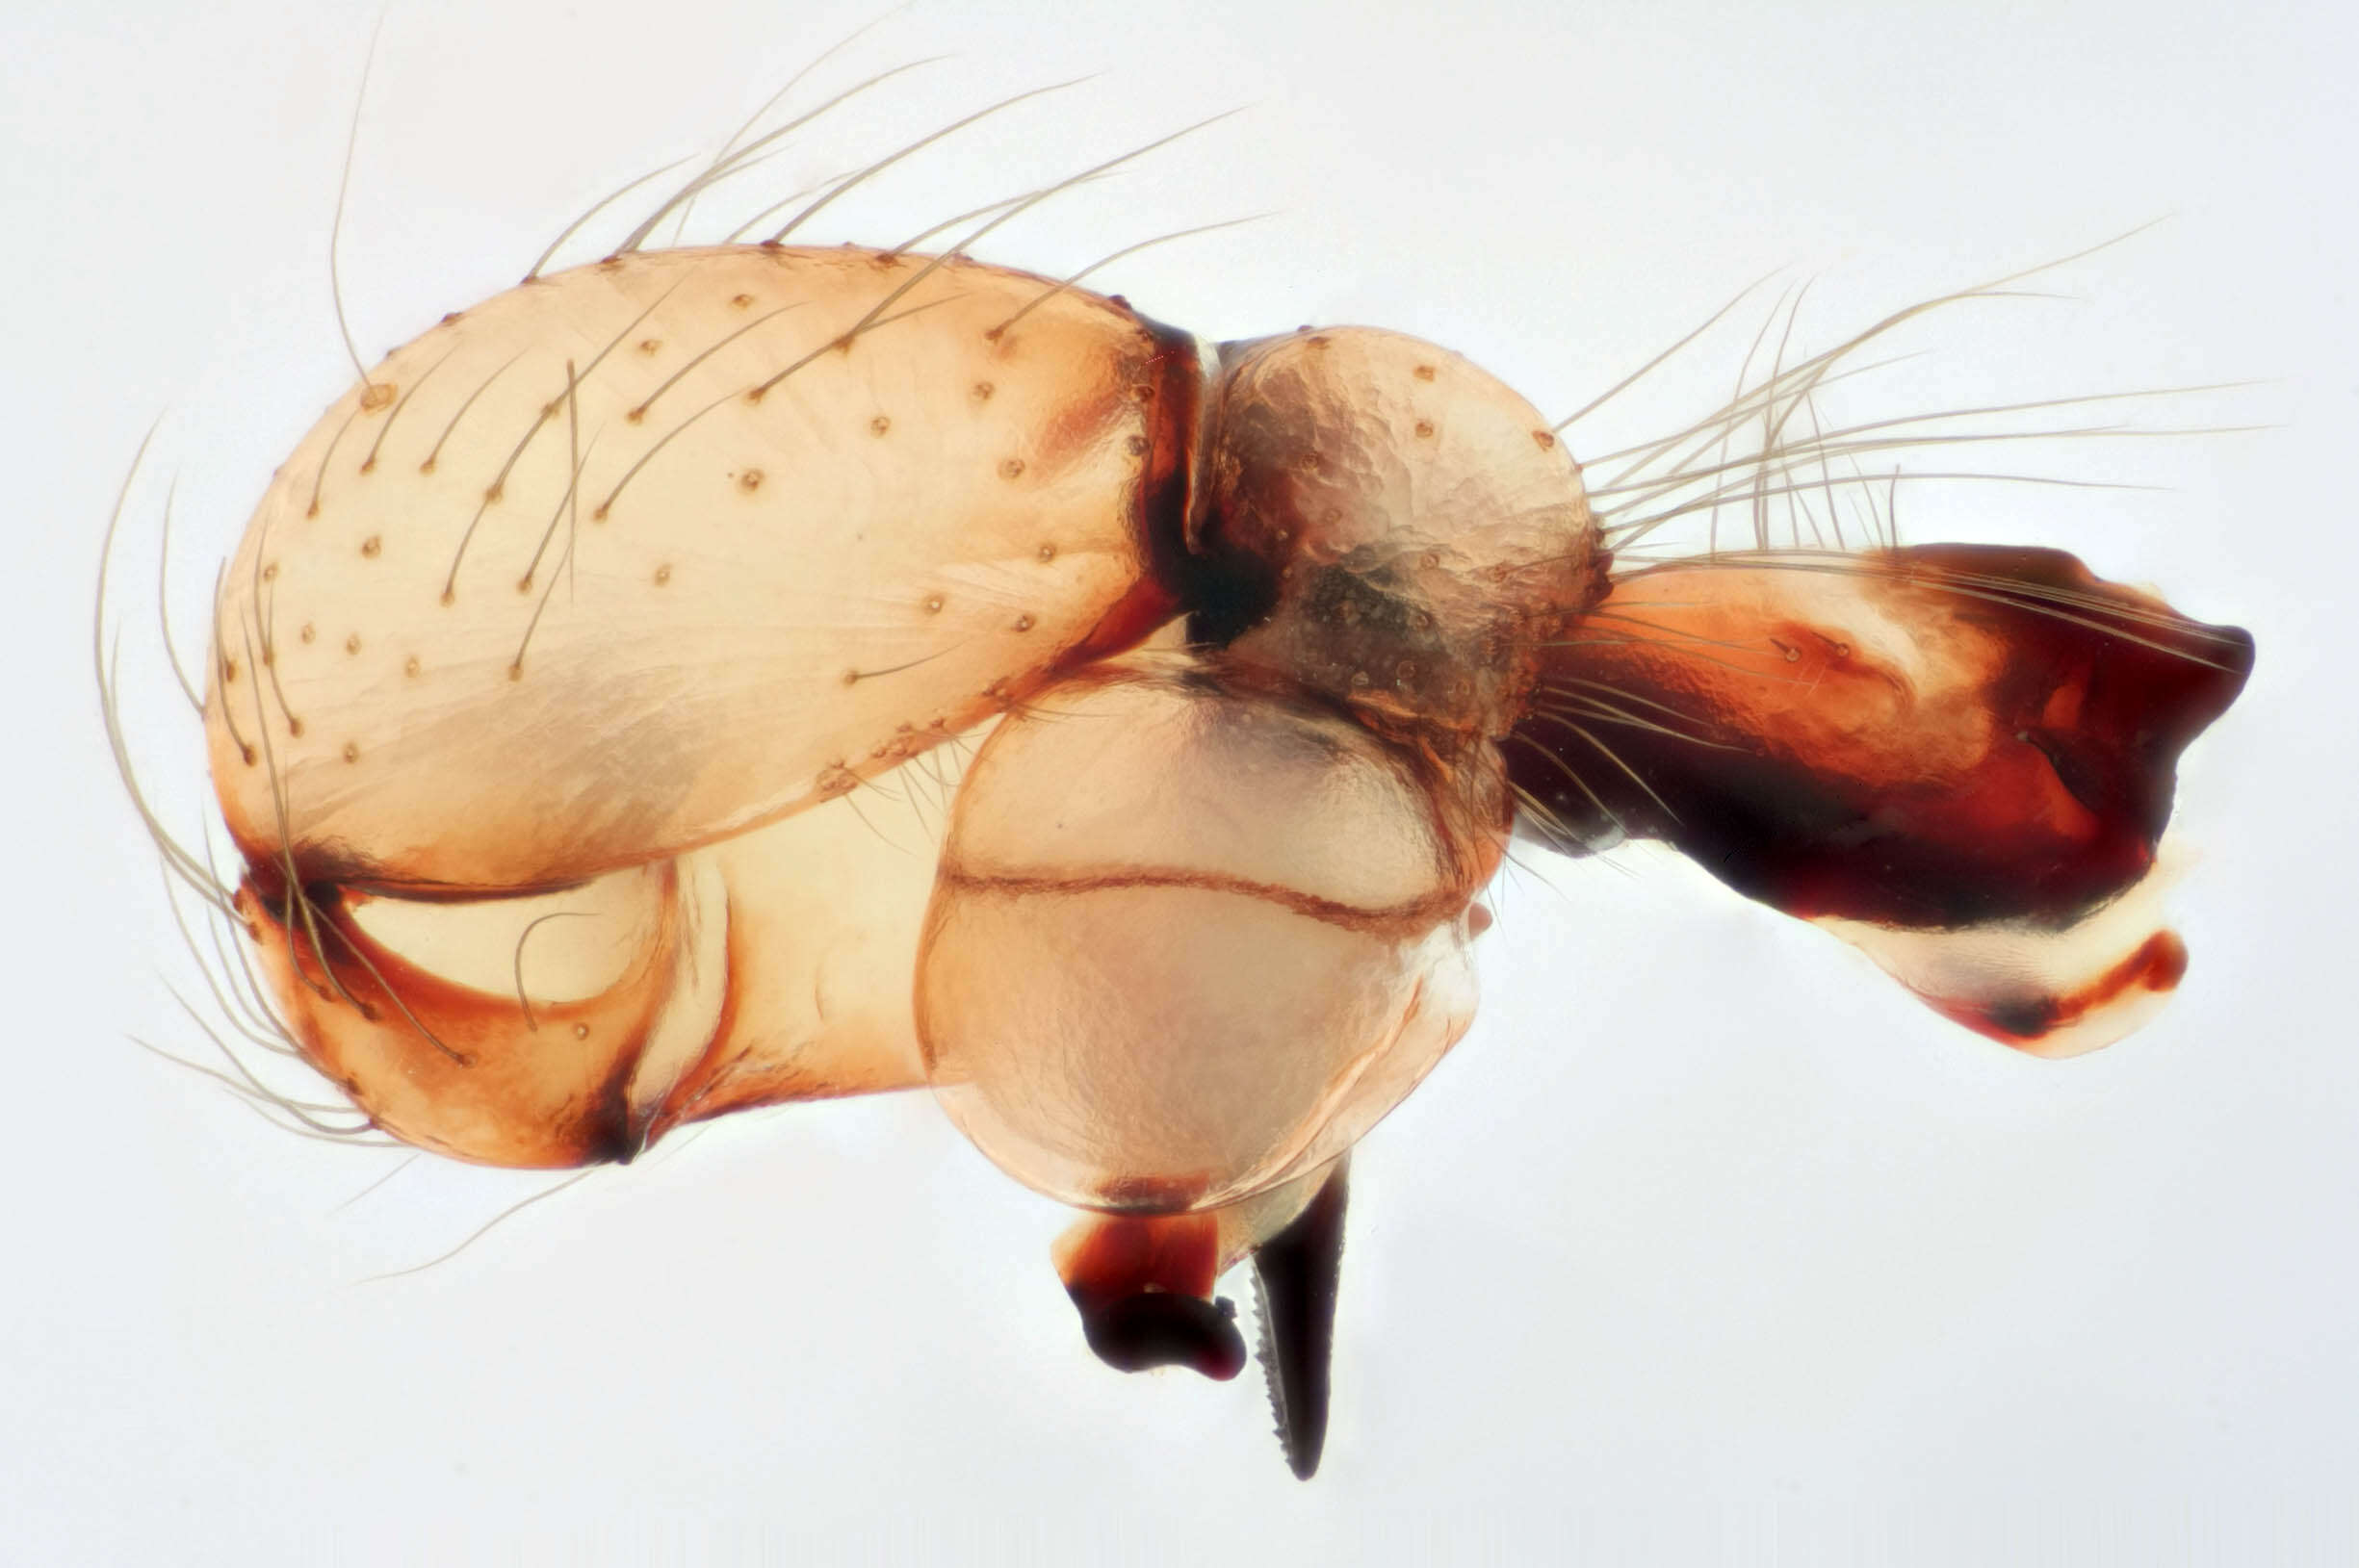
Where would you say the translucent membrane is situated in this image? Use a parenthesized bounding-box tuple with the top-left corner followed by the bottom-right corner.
(917, 655, 1502, 1211)
(1820, 856, 2189, 1057)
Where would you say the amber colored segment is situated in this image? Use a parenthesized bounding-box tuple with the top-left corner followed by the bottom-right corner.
(237, 863, 714, 1167)
(236, 742, 972, 1168)
(919, 655, 1500, 1212)
(1510, 546, 2253, 930)
(1049, 1160, 1336, 1289)
(635, 763, 962, 1132)
(208, 246, 1197, 896)
(1053, 1207, 1225, 1301)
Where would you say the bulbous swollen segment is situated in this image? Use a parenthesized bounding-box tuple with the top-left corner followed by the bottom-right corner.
(1188, 327, 1604, 746)
(915, 653, 1505, 1213)
(203, 244, 1196, 895)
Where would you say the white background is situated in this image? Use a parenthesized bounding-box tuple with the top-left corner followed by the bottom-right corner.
(10, 0, 2355, 1561)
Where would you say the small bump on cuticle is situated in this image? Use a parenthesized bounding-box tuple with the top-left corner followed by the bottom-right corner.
(972, 381, 995, 400)
(1414, 419, 1435, 439)
(654, 564, 671, 585)
(998, 457, 1025, 479)
(636, 338, 661, 354)
(360, 535, 381, 557)
(298, 623, 316, 644)
(870, 415, 892, 436)
(923, 594, 945, 613)
(1013, 613, 1034, 631)
(573, 1023, 590, 1040)
(404, 655, 422, 678)
(342, 742, 359, 763)
(1413, 364, 1437, 381)
(1531, 429, 1556, 450)
(262, 561, 279, 581)
(345, 633, 361, 655)
(738, 469, 764, 493)
(1036, 543, 1056, 562)
(731, 293, 754, 308)
(1125, 434, 1149, 455)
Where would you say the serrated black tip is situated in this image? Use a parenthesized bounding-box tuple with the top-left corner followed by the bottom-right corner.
(1250, 1160, 1349, 1480)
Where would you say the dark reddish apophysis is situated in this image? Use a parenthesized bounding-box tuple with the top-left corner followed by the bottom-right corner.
(1508, 544, 2252, 1048)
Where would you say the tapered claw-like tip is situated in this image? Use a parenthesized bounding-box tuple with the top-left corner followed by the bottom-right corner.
(1251, 1160, 1350, 1480)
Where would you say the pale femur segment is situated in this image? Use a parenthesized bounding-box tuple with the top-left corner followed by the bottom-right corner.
(105, 53, 2254, 1480)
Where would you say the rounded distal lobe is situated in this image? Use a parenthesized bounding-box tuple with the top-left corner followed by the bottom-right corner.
(1190, 326, 1603, 742)
(916, 652, 1504, 1213)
